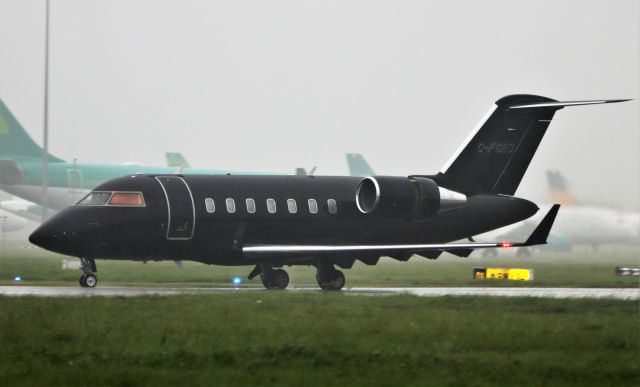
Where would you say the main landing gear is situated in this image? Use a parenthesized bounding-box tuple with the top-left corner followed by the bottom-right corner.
(247, 262, 346, 291)
(249, 265, 290, 290)
(79, 257, 98, 288)
(315, 262, 345, 291)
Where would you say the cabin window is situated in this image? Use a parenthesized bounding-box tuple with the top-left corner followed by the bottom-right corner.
(77, 191, 112, 206)
(246, 198, 256, 214)
(308, 199, 318, 214)
(205, 198, 215, 213)
(266, 198, 276, 214)
(226, 198, 236, 213)
(287, 199, 297, 214)
(327, 199, 337, 214)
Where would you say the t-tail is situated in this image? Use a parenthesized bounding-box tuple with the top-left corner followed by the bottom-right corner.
(0, 98, 63, 162)
(423, 95, 629, 196)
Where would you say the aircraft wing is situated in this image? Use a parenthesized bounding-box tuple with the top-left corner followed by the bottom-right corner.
(243, 205, 560, 257)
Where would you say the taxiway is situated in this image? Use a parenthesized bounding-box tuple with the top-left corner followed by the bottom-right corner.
(0, 286, 638, 299)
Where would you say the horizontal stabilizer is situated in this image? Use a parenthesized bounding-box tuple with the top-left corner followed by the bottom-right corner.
(242, 205, 561, 258)
(508, 99, 630, 110)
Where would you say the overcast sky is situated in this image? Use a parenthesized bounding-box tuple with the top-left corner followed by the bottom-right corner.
(0, 0, 638, 209)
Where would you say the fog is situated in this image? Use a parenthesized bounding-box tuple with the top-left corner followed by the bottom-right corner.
(0, 0, 638, 209)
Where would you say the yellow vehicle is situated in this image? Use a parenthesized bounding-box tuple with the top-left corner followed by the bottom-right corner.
(507, 268, 534, 281)
(473, 267, 533, 281)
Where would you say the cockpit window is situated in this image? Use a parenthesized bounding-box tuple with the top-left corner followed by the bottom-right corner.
(109, 192, 145, 206)
(76, 191, 145, 207)
(77, 191, 112, 206)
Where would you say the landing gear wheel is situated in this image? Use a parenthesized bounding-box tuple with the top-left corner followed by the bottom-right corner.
(260, 272, 275, 289)
(272, 269, 289, 290)
(317, 270, 345, 291)
(84, 274, 98, 288)
(78, 257, 98, 288)
(260, 269, 289, 290)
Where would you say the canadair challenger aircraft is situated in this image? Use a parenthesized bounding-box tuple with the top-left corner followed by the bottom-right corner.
(29, 95, 628, 290)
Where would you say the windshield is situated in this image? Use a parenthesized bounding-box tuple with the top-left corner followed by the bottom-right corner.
(76, 191, 146, 207)
(77, 192, 112, 206)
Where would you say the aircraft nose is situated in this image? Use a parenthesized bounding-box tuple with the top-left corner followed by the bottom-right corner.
(29, 216, 77, 255)
(29, 222, 60, 251)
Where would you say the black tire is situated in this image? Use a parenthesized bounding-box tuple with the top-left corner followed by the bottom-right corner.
(272, 269, 289, 290)
(84, 274, 97, 288)
(79, 275, 87, 287)
(332, 270, 345, 291)
(260, 272, 275, 289)
(317, 270, 345, 291)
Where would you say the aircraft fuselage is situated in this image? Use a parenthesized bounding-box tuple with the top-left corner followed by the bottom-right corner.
(30, 174, 537, 266)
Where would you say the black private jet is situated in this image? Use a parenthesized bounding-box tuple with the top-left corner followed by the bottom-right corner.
(29, 95, 628, 290)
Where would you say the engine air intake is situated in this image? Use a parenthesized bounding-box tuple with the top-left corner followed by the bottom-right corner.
(355, 176, 466, 219)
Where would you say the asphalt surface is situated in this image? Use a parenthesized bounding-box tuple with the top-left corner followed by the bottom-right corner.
(0, 286, 638, 299)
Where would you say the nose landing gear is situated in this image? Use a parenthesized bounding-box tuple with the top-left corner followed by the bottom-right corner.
(79, 257, 98, 288)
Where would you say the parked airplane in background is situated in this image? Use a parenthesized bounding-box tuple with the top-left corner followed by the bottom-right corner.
(0, 98, 281, 211)
(543, 170, 639, 248)
(0, 191, 28, 232)
(346, 153, 375, 176)
(30, 95, 627, 289)
(482, 170, 640, 256)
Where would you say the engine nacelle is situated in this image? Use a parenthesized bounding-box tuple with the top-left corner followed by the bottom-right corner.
(355, 176, 466, 219)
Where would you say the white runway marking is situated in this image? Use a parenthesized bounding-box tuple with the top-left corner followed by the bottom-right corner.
(0, 286, 638, 299)
(348, 287, 640, 300)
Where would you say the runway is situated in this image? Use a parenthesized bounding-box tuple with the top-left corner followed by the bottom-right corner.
(1, 286, 638, 299)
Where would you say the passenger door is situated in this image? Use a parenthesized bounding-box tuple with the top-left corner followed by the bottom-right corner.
(155, 176, 195, 240)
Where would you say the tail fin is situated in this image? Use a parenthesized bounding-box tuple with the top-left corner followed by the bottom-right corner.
(165, 152, 191, 169)
(346, 153, 376, 176)
(0, 98, 63, 162)
(433, 95, 628, 195)
(546, 170, 577, 205)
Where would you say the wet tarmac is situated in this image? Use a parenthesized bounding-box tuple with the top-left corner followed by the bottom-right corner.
(0, 286, 638, 299)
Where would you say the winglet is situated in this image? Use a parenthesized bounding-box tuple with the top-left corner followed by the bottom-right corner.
(523, 204, 560, 246)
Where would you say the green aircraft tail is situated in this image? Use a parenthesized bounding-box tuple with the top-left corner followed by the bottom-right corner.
(165, 152, 191, 169)
(346, 153, 375, 176)
(0, 98, 63, 162)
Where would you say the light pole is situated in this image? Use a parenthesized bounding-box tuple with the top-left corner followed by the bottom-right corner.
(42, 0, 50, 221)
